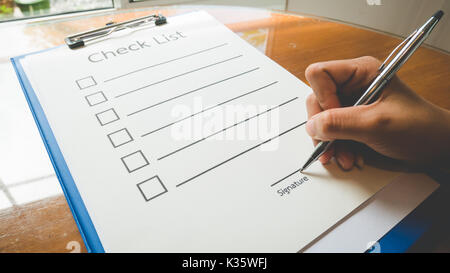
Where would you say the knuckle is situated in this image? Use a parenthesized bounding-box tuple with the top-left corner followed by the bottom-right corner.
(306, 93, 316, 105)
(319, 110, 339, 135)
(305, 63, 324, 80)
(360, 56, 382, 75)
(367, 112, 391, 130)
(354, 56, 382, 82)
(361, 56, 381, 66)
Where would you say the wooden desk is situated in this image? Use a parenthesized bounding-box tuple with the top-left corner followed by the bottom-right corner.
(0, 6, 449, 253)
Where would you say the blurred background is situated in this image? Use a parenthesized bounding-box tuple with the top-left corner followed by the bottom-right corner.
(0, 0, 449, 52)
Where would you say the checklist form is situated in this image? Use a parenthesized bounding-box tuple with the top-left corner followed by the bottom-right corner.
(14, 11, 401, 252)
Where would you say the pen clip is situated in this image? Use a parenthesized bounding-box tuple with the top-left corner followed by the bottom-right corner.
(378, 29, 417, 72)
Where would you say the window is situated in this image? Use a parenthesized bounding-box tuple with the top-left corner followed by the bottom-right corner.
(121, 0, 286, 10)
(0, 1, 287, 23)
(0, 0, 114, 23)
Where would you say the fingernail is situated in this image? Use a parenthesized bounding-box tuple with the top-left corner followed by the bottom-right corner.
(337, 152, 353, 171)
(320, 156, 330, 165)
(355, 154, 365, 169)
(306, 118, 316, 137)
(336, 156, 347, 170)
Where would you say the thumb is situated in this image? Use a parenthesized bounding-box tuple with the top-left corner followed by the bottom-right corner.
(306, 106, 373, 143)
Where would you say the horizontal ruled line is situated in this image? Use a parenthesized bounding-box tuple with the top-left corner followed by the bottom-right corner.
(104, 43, 228, 83)
(176, 120, 307, 188)
(270, 168, 302, 187)
(129, 67, 260, 118)
(115, 54, 243, 98)
(140, 79, 274, 136)
(158, 96, 298, 161)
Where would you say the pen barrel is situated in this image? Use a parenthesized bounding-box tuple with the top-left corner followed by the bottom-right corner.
(354, 78, 389, 106)
(315, 141, 333, 158)
(355, 12, 442, 108)
(310, 141, 334, 164)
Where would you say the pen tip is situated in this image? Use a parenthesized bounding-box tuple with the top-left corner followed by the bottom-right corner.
(301, 157, 314, 173)
(434, 10, 444, 20)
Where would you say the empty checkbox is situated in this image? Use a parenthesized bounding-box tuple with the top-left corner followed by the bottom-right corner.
(76, 76, 97, 90)
(85, 91, 107, 106)
(121, 150, 149, 173)
(137, 176, 168, 202)
(95, 108, 119, 126)
(107, 128, 133, 148)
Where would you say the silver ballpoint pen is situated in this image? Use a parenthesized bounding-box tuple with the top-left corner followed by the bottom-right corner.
(300, 10, 444, 172)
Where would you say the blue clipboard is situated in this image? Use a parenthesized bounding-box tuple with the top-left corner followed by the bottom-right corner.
(11, 50, 105, 253)
(10, 47, 439, 253)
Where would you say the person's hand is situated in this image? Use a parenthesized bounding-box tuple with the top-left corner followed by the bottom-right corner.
(305, 56, 450, 170)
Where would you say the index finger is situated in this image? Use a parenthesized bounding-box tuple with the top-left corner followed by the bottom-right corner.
(305, 56, 381, 110)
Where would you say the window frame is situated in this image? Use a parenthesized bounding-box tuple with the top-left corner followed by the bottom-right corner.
(117, 0, 198, 9)
(0, 0, 116, 24)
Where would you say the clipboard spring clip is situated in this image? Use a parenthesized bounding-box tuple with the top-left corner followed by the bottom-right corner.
(65, 14, 167, 49)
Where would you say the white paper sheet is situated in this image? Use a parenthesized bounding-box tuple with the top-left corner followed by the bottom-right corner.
(303, 173, 439, 253)
(19, 11, 401, 252)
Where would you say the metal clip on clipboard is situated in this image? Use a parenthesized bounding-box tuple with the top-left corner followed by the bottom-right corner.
(65, 14, 167, 49)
